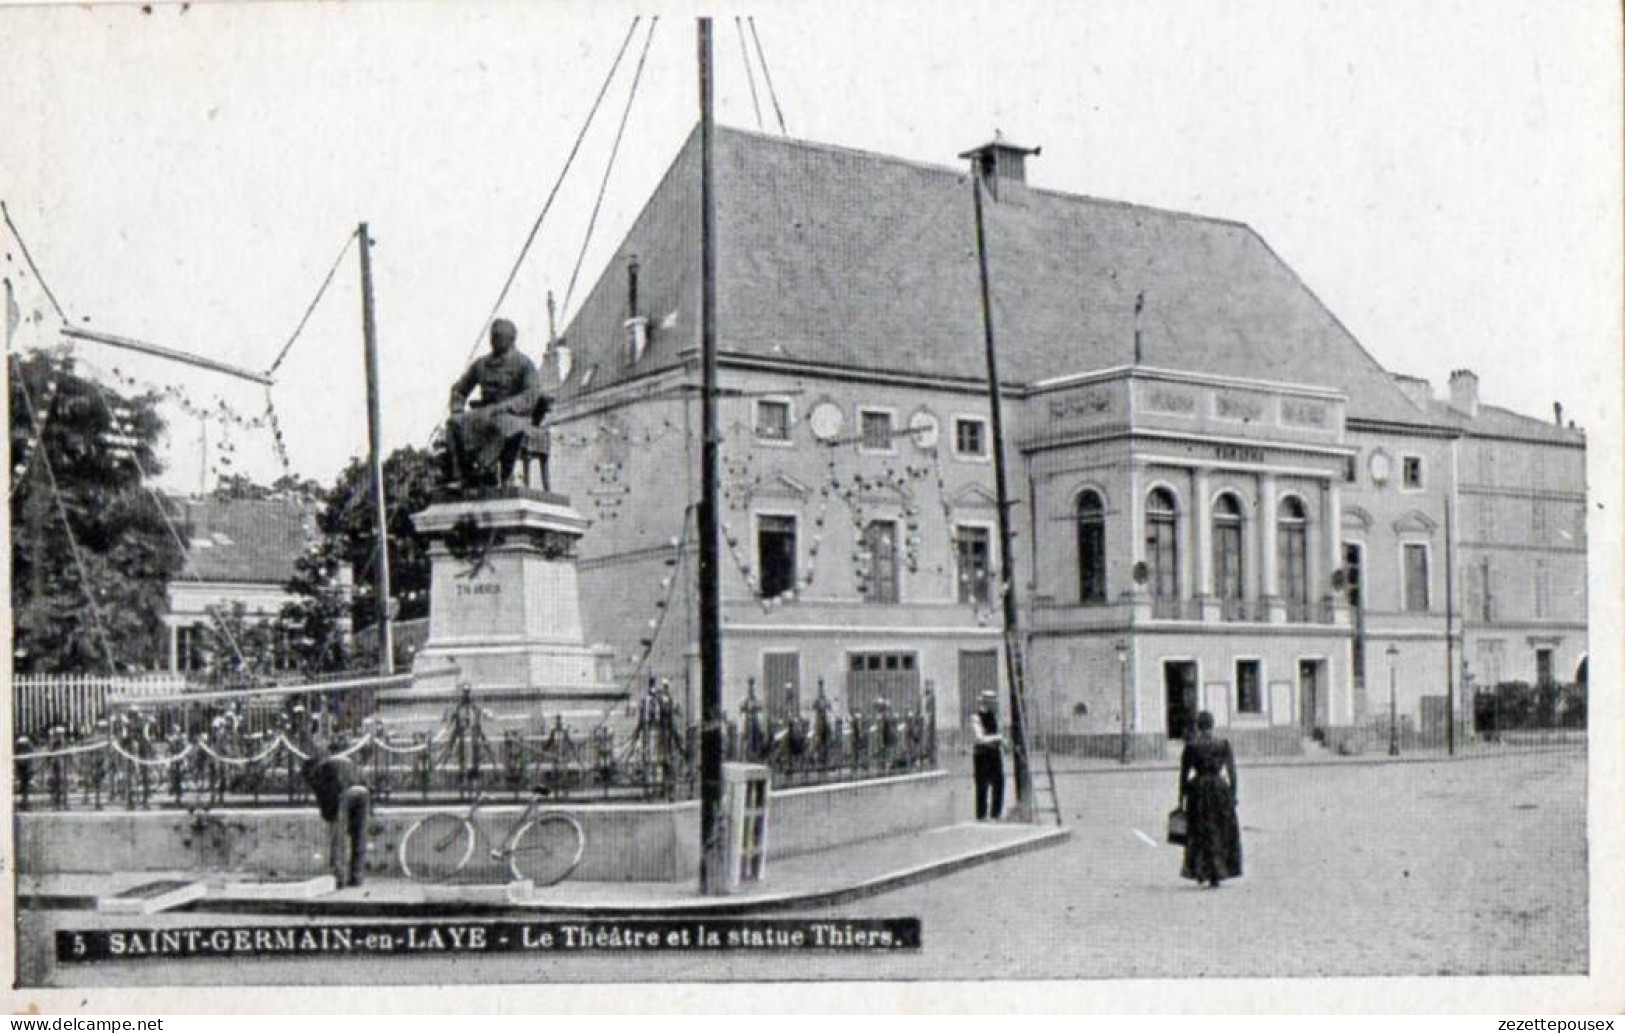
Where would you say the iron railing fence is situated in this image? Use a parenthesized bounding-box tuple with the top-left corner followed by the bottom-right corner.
(11, 685, 939, 812)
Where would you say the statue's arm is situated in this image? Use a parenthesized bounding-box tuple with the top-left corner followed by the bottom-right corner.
(449, 362, 478, 409)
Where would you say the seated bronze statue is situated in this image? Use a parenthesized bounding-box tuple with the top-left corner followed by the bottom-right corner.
(440, 318, 551, 492)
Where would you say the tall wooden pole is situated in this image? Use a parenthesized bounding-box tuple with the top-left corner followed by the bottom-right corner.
(696, 18, 728, 894)
(357, 222, 394, 675)
(969, 166, 1035, 821)
(1444, 494, 1455, 754)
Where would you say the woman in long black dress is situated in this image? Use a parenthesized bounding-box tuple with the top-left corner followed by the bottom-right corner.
(1178, 710, 1242, 887)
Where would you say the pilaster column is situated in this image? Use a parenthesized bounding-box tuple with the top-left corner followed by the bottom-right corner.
(1325, 480, 1347, 624)
(1194, 468, 1213, 597)
(1325, 481, 1344, 578)
(1260, 472, 1281, 621)
(1194, 467, 1217, 620)
(1128, 463, 1146, 588)
(168, 623, 179, 673)
(1177, 473, 1194, 606)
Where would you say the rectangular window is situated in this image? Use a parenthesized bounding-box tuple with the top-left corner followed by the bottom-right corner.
(1535, 648, 1554, 687)
(862, 519, 900, 603)
(1534, 560, 1551, 619)
(754, 399, 791, 441)
(1531, 499, 1548, 544)
(1402, 455, 1424, 490)
(1403, 543, 1430, 612)
(1236, 659, 1262, 714)
(953, 417, 987, 458)
(1344, 454, 1359, 483)
(845, 650, 922, 718)
(762, 652, 801, 723)
(955, 525, 992, 605)
(756, 514, 797, 599)
(860, 409, 895, 452)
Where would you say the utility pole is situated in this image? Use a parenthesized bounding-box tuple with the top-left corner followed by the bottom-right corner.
(695, 17, 728, 894)
(357, 222, 394, 675)
(1445, 494, 1455, 754)
(967, 153, 1035, 821)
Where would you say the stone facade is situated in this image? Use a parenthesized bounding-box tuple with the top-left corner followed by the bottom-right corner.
(525, 127, 1587, 751)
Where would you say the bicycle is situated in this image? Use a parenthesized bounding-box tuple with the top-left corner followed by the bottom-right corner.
(397, 792, 584, 885)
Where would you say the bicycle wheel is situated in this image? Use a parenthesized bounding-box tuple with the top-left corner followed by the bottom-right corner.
(398, 813, 475, 882)
(506, 813, 584, 886)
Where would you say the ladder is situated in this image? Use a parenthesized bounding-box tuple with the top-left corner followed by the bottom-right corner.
(1006, 631, 1063, 827)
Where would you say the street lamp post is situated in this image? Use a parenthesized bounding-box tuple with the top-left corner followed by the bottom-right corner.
(1386, 643, 1401, 757)
(1116, 639, 1130, 765)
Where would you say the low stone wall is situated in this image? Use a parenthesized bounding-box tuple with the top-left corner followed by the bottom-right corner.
(14, 771, 953, 884)
(1045, 732, 1167, 762)
(1046, 727, 1299, 759)
(1221, 725, 1305, 758)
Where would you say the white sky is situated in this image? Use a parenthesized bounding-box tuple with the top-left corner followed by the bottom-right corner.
(1, 0, 1619, 493)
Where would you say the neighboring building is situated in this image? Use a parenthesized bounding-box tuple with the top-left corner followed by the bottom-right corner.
(163, 496, 320, 674)
(1396, 370, 1588, 691)
(535, 125, 1587, 752)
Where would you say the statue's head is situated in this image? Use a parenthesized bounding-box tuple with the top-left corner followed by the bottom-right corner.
(489, 318, 518, 355)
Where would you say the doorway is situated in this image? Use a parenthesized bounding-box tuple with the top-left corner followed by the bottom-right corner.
(958, 649, 1000, 733)
(1298, 658, 1324, 733)
(1163, 661, 1198, 740)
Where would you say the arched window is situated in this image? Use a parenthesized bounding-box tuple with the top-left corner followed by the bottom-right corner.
(1077, 490, 1106, 603)
(1145, 488, 1180, 601)
(1213, 493, 1245, 611)
(1278, 496, 1310, 619)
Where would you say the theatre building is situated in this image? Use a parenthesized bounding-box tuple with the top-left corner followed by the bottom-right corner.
(539, 126, 1588, 753)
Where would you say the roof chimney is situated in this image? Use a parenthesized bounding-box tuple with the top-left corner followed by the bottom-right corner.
(1448, 369, 1479, 418)
(555, 339, 573, 383)
(1391, 373, 1434, 408)
(958, 131, 1040, 202)
(1553, 401, 1564, 426)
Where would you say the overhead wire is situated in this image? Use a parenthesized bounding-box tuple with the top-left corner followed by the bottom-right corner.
(747, 17, 789, 136)
(559, 16, 661, 324)
(266, 227, 359, 377)
(9, 352, 119, 674)
(78, 370, 258, 676)
(735, 17, 764, 130)
(1, 201, 70, 325)
(1, 209, 261, 675)
(457, 15, 644, 373)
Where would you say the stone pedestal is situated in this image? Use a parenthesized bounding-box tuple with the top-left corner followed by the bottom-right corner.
(376, 490, 622, 729)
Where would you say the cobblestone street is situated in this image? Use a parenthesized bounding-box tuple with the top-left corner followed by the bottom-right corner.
(17, 747, 1588, 985)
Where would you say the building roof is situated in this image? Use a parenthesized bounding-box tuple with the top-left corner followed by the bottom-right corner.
(1417, 397, 1585, 446)
(176, 496, 315, 585)
(556, 125, 1438, 428)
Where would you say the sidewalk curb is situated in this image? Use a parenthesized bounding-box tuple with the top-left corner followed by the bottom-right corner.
(19, 826, 1071, 919)
(1043, 742, 1584, 777)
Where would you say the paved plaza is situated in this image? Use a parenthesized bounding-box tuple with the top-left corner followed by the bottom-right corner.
(15, 747, 1587, 985)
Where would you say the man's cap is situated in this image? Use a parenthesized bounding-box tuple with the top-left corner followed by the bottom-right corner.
(491, 318, 517, 340)
(978, 690, 998, 701)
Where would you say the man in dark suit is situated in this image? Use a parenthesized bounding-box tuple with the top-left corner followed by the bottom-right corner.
(970, 690, 1006, 820)
(301, 745, 371, 888)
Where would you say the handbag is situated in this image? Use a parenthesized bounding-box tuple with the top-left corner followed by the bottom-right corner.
(1166, 807, 1188, 846)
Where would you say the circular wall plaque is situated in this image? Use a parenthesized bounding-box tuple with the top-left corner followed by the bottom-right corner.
(808, 400, 844, 442)
(1368, 449, 1393, 486)
(908, 409, 940, 450)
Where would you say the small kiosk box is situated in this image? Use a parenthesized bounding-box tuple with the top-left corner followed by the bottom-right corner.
(723, 762, 770, 889)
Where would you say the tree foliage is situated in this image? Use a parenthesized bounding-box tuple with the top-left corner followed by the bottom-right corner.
(209, 472, 323, 502)
(276, 445, 437, 673)
(8, 348, 186, 673)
